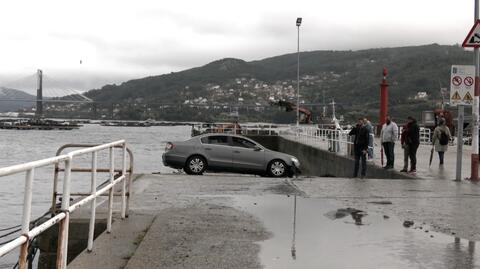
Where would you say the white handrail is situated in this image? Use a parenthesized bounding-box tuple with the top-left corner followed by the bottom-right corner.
(280, 126, 359, 157)
(0, 140, 130, 269)
(0, 155, 69, 177)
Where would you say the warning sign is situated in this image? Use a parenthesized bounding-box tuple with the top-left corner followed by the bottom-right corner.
(463, 20, 480, 48)
(452, 91, 462, 101)
(463, 92, 474, 103)
(465, 76, 474, 86)
(450, 65, 475, 106)
(452, 76, 462, 86)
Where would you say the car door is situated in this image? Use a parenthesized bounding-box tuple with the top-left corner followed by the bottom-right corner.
(231, 136, 265, 172)
(200, 135, 232, 170)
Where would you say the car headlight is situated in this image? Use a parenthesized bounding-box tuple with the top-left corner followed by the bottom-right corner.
(291, 157, 300, 168)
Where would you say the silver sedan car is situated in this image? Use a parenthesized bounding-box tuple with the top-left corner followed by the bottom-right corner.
(162, 134, 300, 177)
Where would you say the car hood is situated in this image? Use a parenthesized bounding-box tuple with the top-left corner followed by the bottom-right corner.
(264, 148, 297, 160)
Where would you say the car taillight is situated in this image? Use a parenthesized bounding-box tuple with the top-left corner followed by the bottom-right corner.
(165, 142, 175, 151)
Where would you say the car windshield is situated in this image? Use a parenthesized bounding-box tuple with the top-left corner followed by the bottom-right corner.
(232, 137, 257, 149)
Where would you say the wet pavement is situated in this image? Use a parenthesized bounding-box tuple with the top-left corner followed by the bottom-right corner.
(378, 139, 478, 180)
(68, 174, 480, 268)
(292, 177, 480, 242)
(234, 194, 480, 269)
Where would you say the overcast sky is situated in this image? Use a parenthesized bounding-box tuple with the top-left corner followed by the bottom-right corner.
(0, 0, 475, 94)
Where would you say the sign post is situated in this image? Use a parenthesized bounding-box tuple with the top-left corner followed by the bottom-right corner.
(462, 13, 480, 181)
(457, 105, 465, 181)
(450, 65, 475, 181)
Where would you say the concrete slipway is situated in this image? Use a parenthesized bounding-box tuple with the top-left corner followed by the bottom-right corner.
(68, 173, 480, 269)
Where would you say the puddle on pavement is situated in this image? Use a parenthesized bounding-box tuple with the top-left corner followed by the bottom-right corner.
(232, 195, 480, 269)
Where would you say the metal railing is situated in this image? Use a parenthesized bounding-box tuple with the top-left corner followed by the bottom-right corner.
(419, 127, 431, 145)
(398, 126, 431, 145)
(280, 126, 357, 157)
(191, 123, 289, 136)
(0, 140, 132, 269)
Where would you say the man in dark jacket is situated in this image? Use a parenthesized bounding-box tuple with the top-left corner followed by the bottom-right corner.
(405, 116, 420, 173)
(400, 122, 410, 173)
(349, 118, 369, 178)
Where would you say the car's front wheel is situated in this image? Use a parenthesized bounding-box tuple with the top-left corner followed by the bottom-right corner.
(267, 159, 287, 177)
(184, 155, 207, 175)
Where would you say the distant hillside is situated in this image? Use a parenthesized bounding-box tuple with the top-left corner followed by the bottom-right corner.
(84, 44, 473, 122)
(0, 87, 35, 112)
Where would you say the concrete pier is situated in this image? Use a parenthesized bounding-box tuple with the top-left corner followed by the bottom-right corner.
(65, 136, 480, 268)
(67, 173, 480, 268)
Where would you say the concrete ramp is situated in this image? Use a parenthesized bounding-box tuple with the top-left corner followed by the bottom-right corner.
(124, 205, 269, 269)
(68, 214, 155, 269)
(67, 174, 480, 268)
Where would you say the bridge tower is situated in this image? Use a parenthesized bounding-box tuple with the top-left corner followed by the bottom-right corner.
(36, 69, 43, 118)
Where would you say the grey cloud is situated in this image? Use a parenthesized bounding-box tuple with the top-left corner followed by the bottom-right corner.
(139, 8, 242, 36)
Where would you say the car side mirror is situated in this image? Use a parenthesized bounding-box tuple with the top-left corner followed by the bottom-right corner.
(254, 146, 262, 151)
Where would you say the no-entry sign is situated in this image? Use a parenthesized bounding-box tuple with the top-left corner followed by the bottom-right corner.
(450, 65, 475, 106)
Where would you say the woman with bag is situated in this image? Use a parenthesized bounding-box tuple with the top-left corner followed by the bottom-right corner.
(432, 118, 451, 165)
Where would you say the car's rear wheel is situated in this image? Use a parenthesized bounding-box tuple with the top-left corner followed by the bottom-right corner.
(184, 155, 207, 175)
(267, 159, 287, 177)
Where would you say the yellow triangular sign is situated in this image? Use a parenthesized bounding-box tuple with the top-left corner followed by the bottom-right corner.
(452, 91, 462, 101)
(464, 91, 474, 102)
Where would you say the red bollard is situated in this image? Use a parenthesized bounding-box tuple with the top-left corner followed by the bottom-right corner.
(471, 155, 478, 181)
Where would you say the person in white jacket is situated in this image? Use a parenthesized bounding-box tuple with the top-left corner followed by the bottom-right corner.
(380, 116, 398, 169)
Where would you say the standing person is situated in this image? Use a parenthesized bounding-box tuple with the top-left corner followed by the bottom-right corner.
(380, 115, 398, 169)
(406, 116, 420, 173)
(400, 122, 410, 172)
(432, 118, 451, 165)
(363, 118, 374, 160)
(349, 118, 369, 178)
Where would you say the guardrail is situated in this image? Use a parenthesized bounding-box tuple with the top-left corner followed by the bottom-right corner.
(191, 123, 289, 136)
(0, 140, 132, 269)
(280, 127, 356, 157)
(398, 126, 431, 145)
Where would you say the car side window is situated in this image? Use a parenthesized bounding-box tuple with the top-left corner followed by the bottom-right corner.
(204, 135, 230, 146)
(232, 137, 257, 149)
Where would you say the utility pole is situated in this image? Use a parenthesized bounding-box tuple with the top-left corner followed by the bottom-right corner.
(472, 0, 480, 182)
(296, 17, 302, 127)
(36, 69, 43, 118)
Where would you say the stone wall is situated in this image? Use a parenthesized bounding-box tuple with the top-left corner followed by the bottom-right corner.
(248, 135, 413, 179)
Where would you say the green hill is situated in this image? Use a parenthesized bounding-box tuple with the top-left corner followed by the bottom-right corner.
(84, 44, 473, 123)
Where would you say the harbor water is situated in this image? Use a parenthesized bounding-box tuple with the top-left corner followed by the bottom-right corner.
(0, 124, 191, 264)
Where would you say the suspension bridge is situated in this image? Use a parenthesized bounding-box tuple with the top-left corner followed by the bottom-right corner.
(0, 70, 92, 117)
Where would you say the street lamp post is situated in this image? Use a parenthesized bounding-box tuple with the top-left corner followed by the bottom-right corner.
(296, 17, 302, 127)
